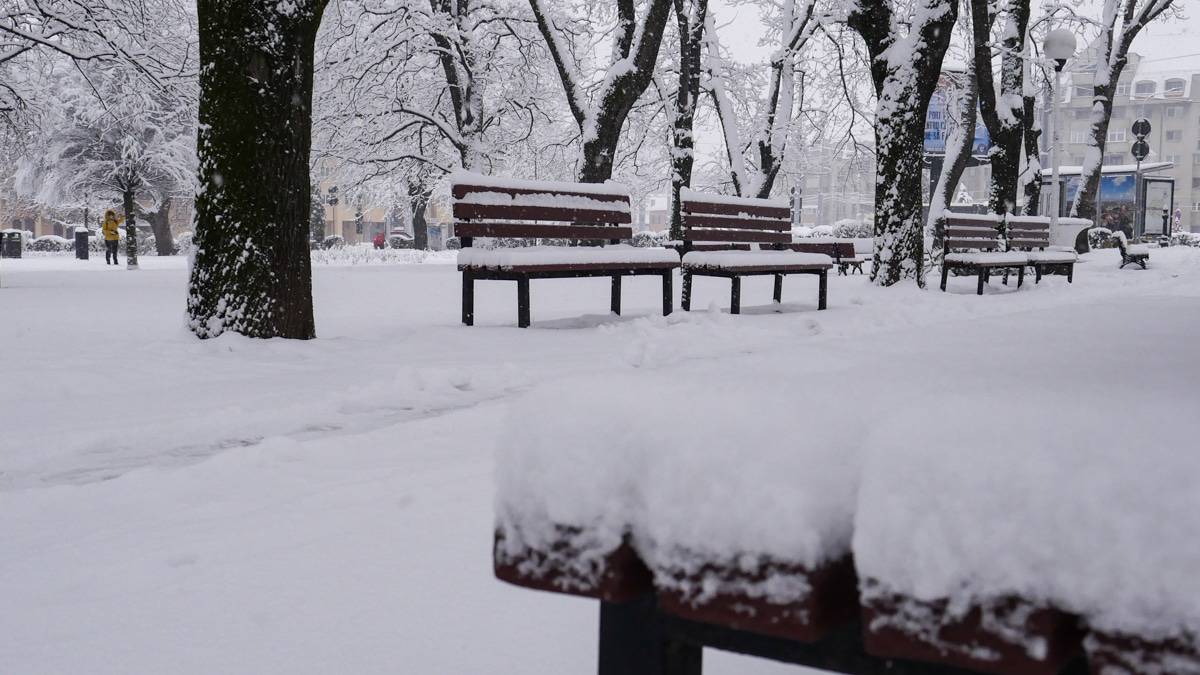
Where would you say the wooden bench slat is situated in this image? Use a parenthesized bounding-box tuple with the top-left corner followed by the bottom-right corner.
(452, 183, 629, 203)
(683, 228, 791, 244)
(1009, 239, 1050, 248)
(454, 222, 632, 240)
(681, 200, 790, 219)
(681, 214, 791, 231)
(788, 242, 856, 259)
(454, 203, 632, 224)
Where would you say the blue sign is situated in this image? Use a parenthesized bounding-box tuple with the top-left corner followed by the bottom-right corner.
(924, 87, 990, 157)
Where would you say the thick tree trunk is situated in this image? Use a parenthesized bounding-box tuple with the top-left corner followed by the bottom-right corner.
(150, 198, 175, 256)
(669, 0, 706, 240)
(1020, 93, 1042, 216)
(122, 188, 138, 269)
(930, 67, 978, 254)
(849, 0, 957, 287)
(1071, 82, 1115, 223)
(187, 0, 327, 339)
(970, 0, 1030, 216)
(411, 195, 429, 251)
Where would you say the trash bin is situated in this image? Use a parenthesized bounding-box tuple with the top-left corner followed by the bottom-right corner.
(1, 230, 22, 259)
(74, 228, 89, 260)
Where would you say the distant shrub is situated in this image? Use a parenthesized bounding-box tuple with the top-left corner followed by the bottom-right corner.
(832, 219, 871, 238)
(631, 230, 670, 248)
(1171, 232, 1200, 247)
(322, 234, 345, 249)
(29, 235, 71, 252)
(175, 232, 196, 254)
(444, 236, 461, 250)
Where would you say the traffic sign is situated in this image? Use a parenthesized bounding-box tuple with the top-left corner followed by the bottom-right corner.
(1131, 139, 1150, 162)
(1132, 118, 1151, 138)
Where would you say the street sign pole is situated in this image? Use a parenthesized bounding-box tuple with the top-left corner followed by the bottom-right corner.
(1131, 119, 1151, 239)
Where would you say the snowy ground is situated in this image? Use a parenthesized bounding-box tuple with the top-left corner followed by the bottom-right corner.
(2, 248, 1199, 674)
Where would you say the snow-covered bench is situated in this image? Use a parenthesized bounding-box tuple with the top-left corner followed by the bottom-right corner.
(678, 190, 832, 313)
(789, 239, 858, 275)
(1007, 216, 1077, 285)
(453, 173, 680, 327)
(939, 213, 1029, 295)
(1113, 231, 1149, 270)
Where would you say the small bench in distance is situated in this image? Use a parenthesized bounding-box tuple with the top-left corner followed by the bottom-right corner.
(940, 213, 1029, 295)
(453, 173, 680, 327)
(678, 189, 832, 313)
(1112, 231, 1149, 270)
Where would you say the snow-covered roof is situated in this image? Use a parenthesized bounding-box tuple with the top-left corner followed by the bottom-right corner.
(1040, 161, 1174, 176)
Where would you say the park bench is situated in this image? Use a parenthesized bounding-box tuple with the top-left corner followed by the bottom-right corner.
(453, 174, 680, 327)
(789, 239, 860, 276)
(678, 189, 832, 313)
(939, 213, 1029, 295)
(1006, 216, 1077, 284)
(1112, 231, 1149, 270)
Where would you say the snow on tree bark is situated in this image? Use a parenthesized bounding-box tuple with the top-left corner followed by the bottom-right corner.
(529, 0, 673, 183)
(848, 0, 957, 287)
(187, 0, 327, 339)
(669, 0, 707, 240)
(970, 0, 1030, 216)
(1069, 0, 1176, 223)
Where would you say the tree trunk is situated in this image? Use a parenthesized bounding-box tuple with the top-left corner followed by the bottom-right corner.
(410, 193, 429, 251)
(849, 0, 957, 287)
(122, 188, 138, 269)
(150, 198, 176, 255)
(187, 0, 327, 339)
(1020, 92, 1042, 216)
(669, 0, 706, 240)
(929, 66, 978, 254)
(970, 0, 1030, 216)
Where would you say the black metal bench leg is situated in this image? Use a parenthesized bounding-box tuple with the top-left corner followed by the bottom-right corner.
(1067, 265, 1074, 283)
(1017, 266, 1025, 288)
(517, 277, 531, 328)
(730, 277, 741, 314)
(599, 597, 701, 675)
(977, 269, 986, 295)
(1035, 266, 1043, 284)
(461, 270, 475, 326)
(818, 270, 827, 310)
(662, 270, 673, 316)
(681, 272, 692, 312)
(940, 264, 949, 292)
(611, 275, 622, 315)
(773, 274, 783, 306)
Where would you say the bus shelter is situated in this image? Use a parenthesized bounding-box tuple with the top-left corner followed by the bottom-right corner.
(1040, 162, 1175, 240)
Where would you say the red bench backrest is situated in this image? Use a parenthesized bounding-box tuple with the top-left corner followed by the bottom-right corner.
(944, 213, 1002, 251)
(452, 176, 633, 245)
(1006, 216, 1051, 251)
(680, 190, 791, 250)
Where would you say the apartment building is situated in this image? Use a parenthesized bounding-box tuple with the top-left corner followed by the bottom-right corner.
(1060, 49, 1200, 232)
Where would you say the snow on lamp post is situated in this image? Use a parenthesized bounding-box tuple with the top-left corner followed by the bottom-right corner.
(1043, 28, 1077, 230)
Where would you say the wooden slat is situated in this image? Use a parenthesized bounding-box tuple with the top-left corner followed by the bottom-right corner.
(1009, 239, 1049, 248)
(454, 203, 632, 224)
(946, 226, 998, 236)
(682, 200, 790, 219)
(454, 222, 632, 239)
(947, 239, 1001, 250)
(466, 261, 678, 274)
(681, 214, 791, 231)
(683, 228, 791, 244)
(452, 184, 629, 204)
(685, 263, 830, 273)
(789, 242, 855, 259)
(944, 216, 1000, 227)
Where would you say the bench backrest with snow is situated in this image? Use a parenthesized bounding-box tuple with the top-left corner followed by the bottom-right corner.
(451, 174, 680, 328)
(944, 213, 1003, 252)
(1006, 216, 1077, 284)
(679, 190, 792, 251)
(940, 213, 1030, 295)
(452, 177, 632, 245)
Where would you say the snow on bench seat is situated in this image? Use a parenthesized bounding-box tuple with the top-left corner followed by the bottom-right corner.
(457, 245, 678, 271)
(681, 250, 832, 270)
(944, 251, 1029, 266)
(855, 395, 1200, 675)
(495, 374, 860, 640)
(1026, 250, 1078, 264)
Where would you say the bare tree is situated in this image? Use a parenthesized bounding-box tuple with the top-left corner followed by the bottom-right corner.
(667, 0, 706, 239)
(1069, 0, 1177, 222)
(970, 0, 1031, 216)
(528, 0, 673, 182)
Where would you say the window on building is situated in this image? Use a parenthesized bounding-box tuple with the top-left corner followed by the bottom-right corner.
(1167, 105, 1184, 118)
(1193, 178, 1200, 189)
(1107, 129, 1127, 142)
(1194, 153, 1200, 165)
(1134, 80, 1157, 96)
(1070, 130, 1088, 144)
(1165, 78, 1186, 97)
(1115, 82, 1131, 96)
(1167, 130, 1183, 142)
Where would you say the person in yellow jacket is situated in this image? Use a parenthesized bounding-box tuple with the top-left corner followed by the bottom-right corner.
(102, 210, 124, 265)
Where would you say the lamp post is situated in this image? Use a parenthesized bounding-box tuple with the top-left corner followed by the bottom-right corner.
(1043, 28, 1077, 231)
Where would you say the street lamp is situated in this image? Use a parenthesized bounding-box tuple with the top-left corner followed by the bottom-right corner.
(1043, 28, 1077, 230)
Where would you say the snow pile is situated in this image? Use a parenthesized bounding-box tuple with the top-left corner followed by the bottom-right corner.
(459, 245, 677, 269)
(495, 374, 860, 604)
(854, 393, 1200, 643)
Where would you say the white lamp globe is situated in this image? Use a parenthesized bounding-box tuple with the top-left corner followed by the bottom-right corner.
(1044, 29, 1078, 62)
